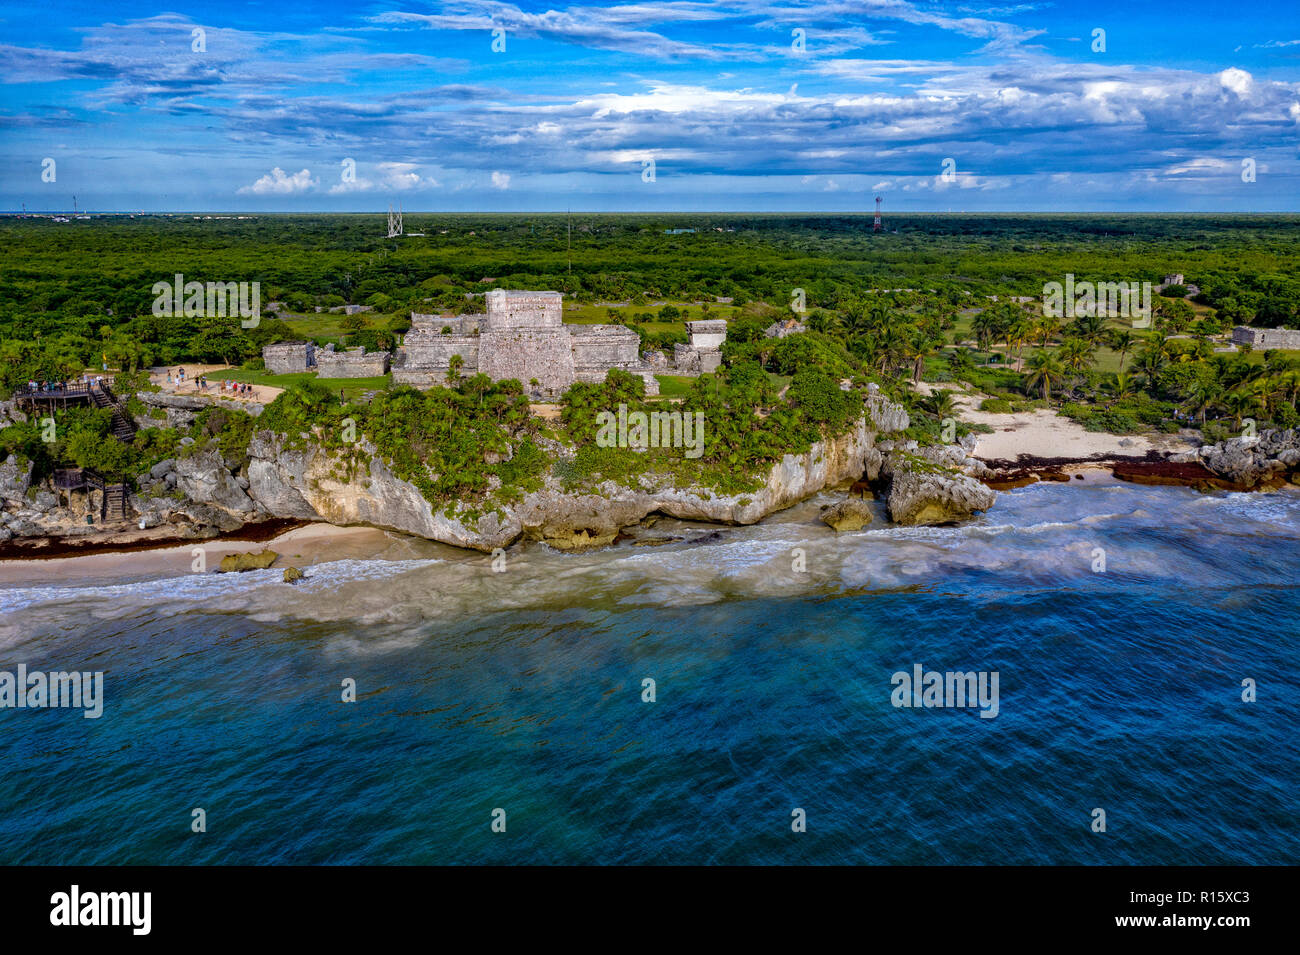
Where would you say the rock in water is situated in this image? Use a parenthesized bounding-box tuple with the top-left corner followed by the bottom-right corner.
(283, 566, 304, 583)
(887, 463, 996, 526)
(821, 499, 874, 532)
(1171, 428, 1300, 489)
(217, 550, 279, 573)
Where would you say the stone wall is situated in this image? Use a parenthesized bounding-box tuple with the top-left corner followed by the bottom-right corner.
(673, 344, 723, 375)
(685, 319, 727, 350)
(1232, 326, 1300, 349)
(479, 328, 576, 398)
(316, 346, 390, 378)
(484, 290, 562, 329)
(263, 341, 314, 374)
(571, 325, 641, 368)
(410, 314, 481, 335)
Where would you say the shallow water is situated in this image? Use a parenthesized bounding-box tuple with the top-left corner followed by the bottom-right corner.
(1, 479, 1297, 864)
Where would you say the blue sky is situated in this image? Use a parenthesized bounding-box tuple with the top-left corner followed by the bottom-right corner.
(2, 0, 1299, 211)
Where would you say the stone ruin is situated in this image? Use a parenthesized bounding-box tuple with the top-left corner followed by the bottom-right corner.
(1232, 326, 1300, 350)
(262, 341, 315, 374)
(670, 319, 728, 375)
(764, 318, 807, 339)
(315, 344, 390, 378)
(392, 289, 659, 398)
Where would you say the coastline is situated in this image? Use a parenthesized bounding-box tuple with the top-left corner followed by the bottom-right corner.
(0, 521, 418, 586)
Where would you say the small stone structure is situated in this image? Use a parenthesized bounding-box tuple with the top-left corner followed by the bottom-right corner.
(315, 344, 390, 378)
(764, 318, 807, 339)
(262, 341, 315, 374)
(671, 319, 728, 375)
(1231, 326, 1300, 350)
(393, 289, 659, 397)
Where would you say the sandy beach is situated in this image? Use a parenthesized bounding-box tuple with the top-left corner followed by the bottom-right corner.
(0, 522, 438, 587)
(917, 382, 1197, 461)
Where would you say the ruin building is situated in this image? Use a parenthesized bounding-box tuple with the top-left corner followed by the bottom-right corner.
(262, 341, 315, 374)
(392, 289, 660, 397)
(316, 344, 390, 378)
(671, 319, 728, 375)
(1231, 326, 1300, 350)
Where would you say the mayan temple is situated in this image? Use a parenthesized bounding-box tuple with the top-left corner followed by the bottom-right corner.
(392, 289, 661, 397)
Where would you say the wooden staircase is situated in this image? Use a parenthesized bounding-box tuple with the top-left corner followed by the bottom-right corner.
(53, 467, 131, 522)
(101, 483, 128, 522)
(90, 384, 137, 442)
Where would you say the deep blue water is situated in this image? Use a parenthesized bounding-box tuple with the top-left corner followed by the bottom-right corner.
(1, 480, 1297, 864)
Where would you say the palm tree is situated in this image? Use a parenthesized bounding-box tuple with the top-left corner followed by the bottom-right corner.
(1071, 313, 1108, 346)
(1222, 389, 1259, 430)
(1058, 336, 1096, 378)
(971, 309, 1001, 353)
(1108, 329, 1137, 374)
(1110, 371, 1136, 402)
(906, 330, 945, 382)
(924, 389, 957, 420)
(1135, 343, 1169, 383)
(807, 310, 840, 334)
(1009, 318, 1035, 368)
(842, 303, 872, 338)
(1034, 315, 1062, 349)
(948, 344, 975, 381)
(1025, 350, 1067, 402)
(1184, 378, 1222, 426)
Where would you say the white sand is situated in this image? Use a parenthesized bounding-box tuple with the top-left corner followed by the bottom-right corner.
(917, 382, 1197, 461)
(0, 523, 407, 587)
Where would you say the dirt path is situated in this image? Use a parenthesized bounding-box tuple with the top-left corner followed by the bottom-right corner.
(149, 364, 283, 404)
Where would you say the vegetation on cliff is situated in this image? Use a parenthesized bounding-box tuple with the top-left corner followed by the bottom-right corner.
(258, 376, 545, 515)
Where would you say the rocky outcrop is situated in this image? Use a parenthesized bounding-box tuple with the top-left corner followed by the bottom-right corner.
(821, 498, 874, 531)
(137, 391, 264, 430)
(239, 402, 908, 552)
(175, 448, 255, 514)
(218, 549, 278, 572)
(882, 440, 997, 526)
(0, 455, 33, 505)
(1171, 429, 1300, 488)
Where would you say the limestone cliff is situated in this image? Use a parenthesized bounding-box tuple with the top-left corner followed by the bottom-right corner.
(237, 397, 908, 552)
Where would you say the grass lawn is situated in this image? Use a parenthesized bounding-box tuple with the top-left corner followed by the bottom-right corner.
(652, 375, 695, 398)
(223, 368, 393, 399)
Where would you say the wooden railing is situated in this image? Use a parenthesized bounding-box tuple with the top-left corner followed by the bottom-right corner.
(53, 467, 106, 491)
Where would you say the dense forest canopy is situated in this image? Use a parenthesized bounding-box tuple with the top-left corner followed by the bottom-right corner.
(3, 213, 1299, 334)
(3, 213, 1299, 491)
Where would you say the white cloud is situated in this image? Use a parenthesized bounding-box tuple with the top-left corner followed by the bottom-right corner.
(491, 171, 511, 189)
(1219, 68, 1252, 95)
(237, 167, 317, 195)
(327, 162, 436, 194)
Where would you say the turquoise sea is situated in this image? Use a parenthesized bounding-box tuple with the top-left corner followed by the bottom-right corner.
(1, 477, 1297, 864)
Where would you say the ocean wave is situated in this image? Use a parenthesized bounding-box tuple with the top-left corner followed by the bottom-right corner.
(0, 557, 445, 616)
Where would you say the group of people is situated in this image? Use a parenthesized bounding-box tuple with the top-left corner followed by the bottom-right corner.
(22, 375, 105, 394)
(220, 380, 257, 397)
(161, 368, 256, 399)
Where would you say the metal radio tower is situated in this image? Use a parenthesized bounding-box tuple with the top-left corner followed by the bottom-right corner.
(387, 202, 403, 238)
(873, 195, 883, 233)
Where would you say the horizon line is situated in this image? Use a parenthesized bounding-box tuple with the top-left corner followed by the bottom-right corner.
(4, 210, 1300, 217)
